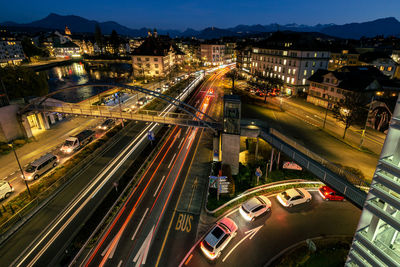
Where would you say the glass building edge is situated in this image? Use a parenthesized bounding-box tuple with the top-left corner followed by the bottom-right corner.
(347, 94, 400, 266)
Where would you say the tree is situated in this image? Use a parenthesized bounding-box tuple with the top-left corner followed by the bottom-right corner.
(226, 69, 239, 91)
(110, 30, 120, 55)
(332, 91, 367, 139)
(21, 37, 48, 61)
(0, 66, 48, 100)
(94, 24, 103, 54)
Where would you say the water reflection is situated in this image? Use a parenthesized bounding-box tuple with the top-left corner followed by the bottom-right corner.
(42, 62, 132, 103)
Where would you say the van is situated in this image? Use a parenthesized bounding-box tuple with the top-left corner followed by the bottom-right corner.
(0, 180, 13, 200)
(23, 153, 58, 181)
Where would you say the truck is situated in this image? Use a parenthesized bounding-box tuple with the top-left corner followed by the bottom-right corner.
(60, 130, 95, 154)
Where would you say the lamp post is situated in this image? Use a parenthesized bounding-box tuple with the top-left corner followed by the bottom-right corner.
(359, 95, 375, 148)
(9, 144, 31, 197)
(323, 96, 331, 129)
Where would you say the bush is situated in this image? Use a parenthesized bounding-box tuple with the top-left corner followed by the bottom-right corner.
(13, 139, 26, 146)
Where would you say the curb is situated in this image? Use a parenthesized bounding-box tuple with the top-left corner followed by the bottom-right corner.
(205, 180, 323, 215)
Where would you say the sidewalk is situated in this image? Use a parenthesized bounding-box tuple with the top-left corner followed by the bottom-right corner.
(0, 116, 100, 180)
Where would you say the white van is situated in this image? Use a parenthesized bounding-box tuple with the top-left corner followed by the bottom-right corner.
(23, 153, 58, 181)
(0, 180, 13, 200)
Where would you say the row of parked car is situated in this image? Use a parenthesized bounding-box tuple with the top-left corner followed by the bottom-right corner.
(0, 119, 116, 202)
(199, 185, 344, 260)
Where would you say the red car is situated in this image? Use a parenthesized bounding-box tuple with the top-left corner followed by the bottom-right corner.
(318, 186, 345, 201)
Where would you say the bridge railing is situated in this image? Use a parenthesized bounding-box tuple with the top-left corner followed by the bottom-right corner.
(259, 129, 368, 208)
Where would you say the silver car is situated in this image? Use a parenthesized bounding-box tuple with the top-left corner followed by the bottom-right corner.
(200, 217, 238, 260)
(239, 195, 272, 221)
(277, 188, 312, 207)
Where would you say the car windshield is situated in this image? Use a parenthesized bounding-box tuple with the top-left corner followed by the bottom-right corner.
(25, 165, 36, 173)
(242, 205, 250, 213)
(282, 191, 291, 200)
(64, 140, 74, 146)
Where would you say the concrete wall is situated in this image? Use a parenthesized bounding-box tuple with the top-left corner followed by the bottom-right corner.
(221, 133, 240, 175)
(0, 105, 25, 142)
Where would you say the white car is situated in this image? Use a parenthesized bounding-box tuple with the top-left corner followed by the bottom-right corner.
(239, 195, 271, 221)
(277, 188, 312, 207)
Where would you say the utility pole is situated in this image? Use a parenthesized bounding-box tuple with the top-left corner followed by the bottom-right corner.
(323, 96, 331, 129)
(9, 144, 31, 197)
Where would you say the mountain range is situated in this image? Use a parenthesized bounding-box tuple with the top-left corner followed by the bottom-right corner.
(2, 13, 400, 39)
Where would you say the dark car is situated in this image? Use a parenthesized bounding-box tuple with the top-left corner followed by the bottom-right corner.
(98, 119, 115, 130)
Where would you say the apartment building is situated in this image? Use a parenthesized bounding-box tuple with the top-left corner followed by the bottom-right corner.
(132, 30, 184, 77)
(250, 33, 330, 95)
(0, 30, 25, 67)
(236, 43, 252, 78)
(200, 43, 225, 66)
(328, 49, 360, 70)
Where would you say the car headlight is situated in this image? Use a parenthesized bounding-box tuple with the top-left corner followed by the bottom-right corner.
(239, 207, 252, 221)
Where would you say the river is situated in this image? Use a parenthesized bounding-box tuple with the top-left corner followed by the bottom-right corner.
(40, 61, 133, 103)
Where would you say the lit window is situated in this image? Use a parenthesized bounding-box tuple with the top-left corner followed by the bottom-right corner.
(379, 66, 384, 71)
(314, 53, 317, 57)
(311, 70, 314, 75)
(388, 66, 393, 71)
(286, 77, 290, 83)
(288, 69, 291, 74)
(293, 69, 296, 74)
(284, 59, 287, 65)
(274, 66, 277, 71)
(291, 78, 294, 84)
(304, 70, 307, 76)
(278, 66, 282, 72)
(302, 78, 306, 85)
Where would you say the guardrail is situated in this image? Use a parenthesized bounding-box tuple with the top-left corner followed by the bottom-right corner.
(260, 129, 368, 208)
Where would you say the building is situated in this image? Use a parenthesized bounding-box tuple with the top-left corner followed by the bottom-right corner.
(346, 93, 400, 266)
(224, 42, 236, 64)
(53, 41, 80, 58)
(131, 30, 184, 77)
(235, 43, 252, 78)
(251, 32, 330, 95)
(307, 66, 384, 109)
(0, 29, 25, 67)
(328, 49, 360, 70)
(372, 58, 400, 79)
(200, 43, 226, 66)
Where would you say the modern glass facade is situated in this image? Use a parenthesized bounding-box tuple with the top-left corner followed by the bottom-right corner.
(347, 94, 400, 266)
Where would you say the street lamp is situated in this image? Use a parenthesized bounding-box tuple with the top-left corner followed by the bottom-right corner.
(9, 143, 32, 197)
(359, 95, 375, 148)
(323, 96, 331, 129)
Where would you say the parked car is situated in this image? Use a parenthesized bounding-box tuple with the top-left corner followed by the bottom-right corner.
(137, 97, 147, 106)
(122, 107, 132, 113)
(239, 195, 271, 221)
(98, 119, 115, 130)
(0, 180, 13, 200)
(200, 217, 238, 260)
(60, 130, 95, 154)
(318, 186, 345, 201)
(23, 153, 58, 181)
(277, 188, 312, 207)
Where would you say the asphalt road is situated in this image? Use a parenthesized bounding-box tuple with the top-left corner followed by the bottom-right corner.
(82, 69, 229, 267)
(182, 190, 361, 267)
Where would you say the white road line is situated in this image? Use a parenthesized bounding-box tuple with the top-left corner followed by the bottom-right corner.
(185, 128, 189, 134)
(131, 208, 149, 241)
(167, 153, 177, 169)
(133, 226, 154, 266)
(117, 260, 123, 267)
(101, 240, 113, 257)
(153, 176, 166, 197)
(178, 138, 184, 148)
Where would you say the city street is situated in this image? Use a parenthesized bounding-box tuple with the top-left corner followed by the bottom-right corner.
(181, 190, 361, 267)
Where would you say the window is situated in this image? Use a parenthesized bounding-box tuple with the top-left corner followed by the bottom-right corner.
(331, 87, 334, 92)
(146, 63, 150, 68)
(155, 64, 158, 68)
(314, 53, 317, 58)
(337, 89, 341, 94)
(154, 58, 158, 62)
(312, 61, 316, 67)
(380, 66, 384, 71)
(293, 69, 296, 74)
(216, 235, 228, 248)
(291, 78, 294, 84)
(288, 69, 291, 74)
(278, 66, 281, 72)
(303, 70, 307, 76)
(283, 59, 287, 65)
(302, 78, 306, 85)
(287, 77, 290, 83)
(320, 62, 323, 67)
(145, 58, 150, 61)
(137, 57, 142, 61)
(274, 66, 277, 71)
(325, 78, 330, 83)
(311, 70, 314, 75)
(155, 70, 159, 74)
(388, 66, 393, 71)
(252, 206, 263, 212)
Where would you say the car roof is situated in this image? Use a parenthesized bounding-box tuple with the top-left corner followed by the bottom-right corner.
(321, 186, 335, 192)
(285, 188, 300, 198)
(31, 153, 56, 166)
(204, 225, 225, 247)
(243, 197, 263, 211)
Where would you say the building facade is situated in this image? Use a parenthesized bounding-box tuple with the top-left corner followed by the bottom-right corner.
(328, 49, 360, 70)
(200, 44, 226, 66)
(346, 93, 400, 266)
(372, 58, 400, 79)
(235, 44, 252, 78)
(251, 45, 330, 95)
(132, 30, 184, 77)
(0, 30, 25, 67)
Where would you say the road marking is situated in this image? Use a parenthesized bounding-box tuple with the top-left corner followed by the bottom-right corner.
(168, 153, 177, 169)
(184, 254, 193, 265)
(153, 176, 166, 197)
(133, 225, 154, 266)
(175, 213, 193, 232)
(186, 177, 198, 211)
(185, 128, 190, 134)
(117, 260, 123, 267)
(131, 208, 149, 240)
(222, 225, 263, 263)
(178, 138, 185, 148)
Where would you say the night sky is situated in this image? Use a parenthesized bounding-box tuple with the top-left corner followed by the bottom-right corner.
(2, 0, 399, 30)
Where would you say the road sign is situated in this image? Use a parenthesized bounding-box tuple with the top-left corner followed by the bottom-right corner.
(209, 176, 218, 188)
(148, 130, 155, 141)
(255, 167, 262, 177)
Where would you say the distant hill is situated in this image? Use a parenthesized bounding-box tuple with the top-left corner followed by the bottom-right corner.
(2, 13, 400, 39)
